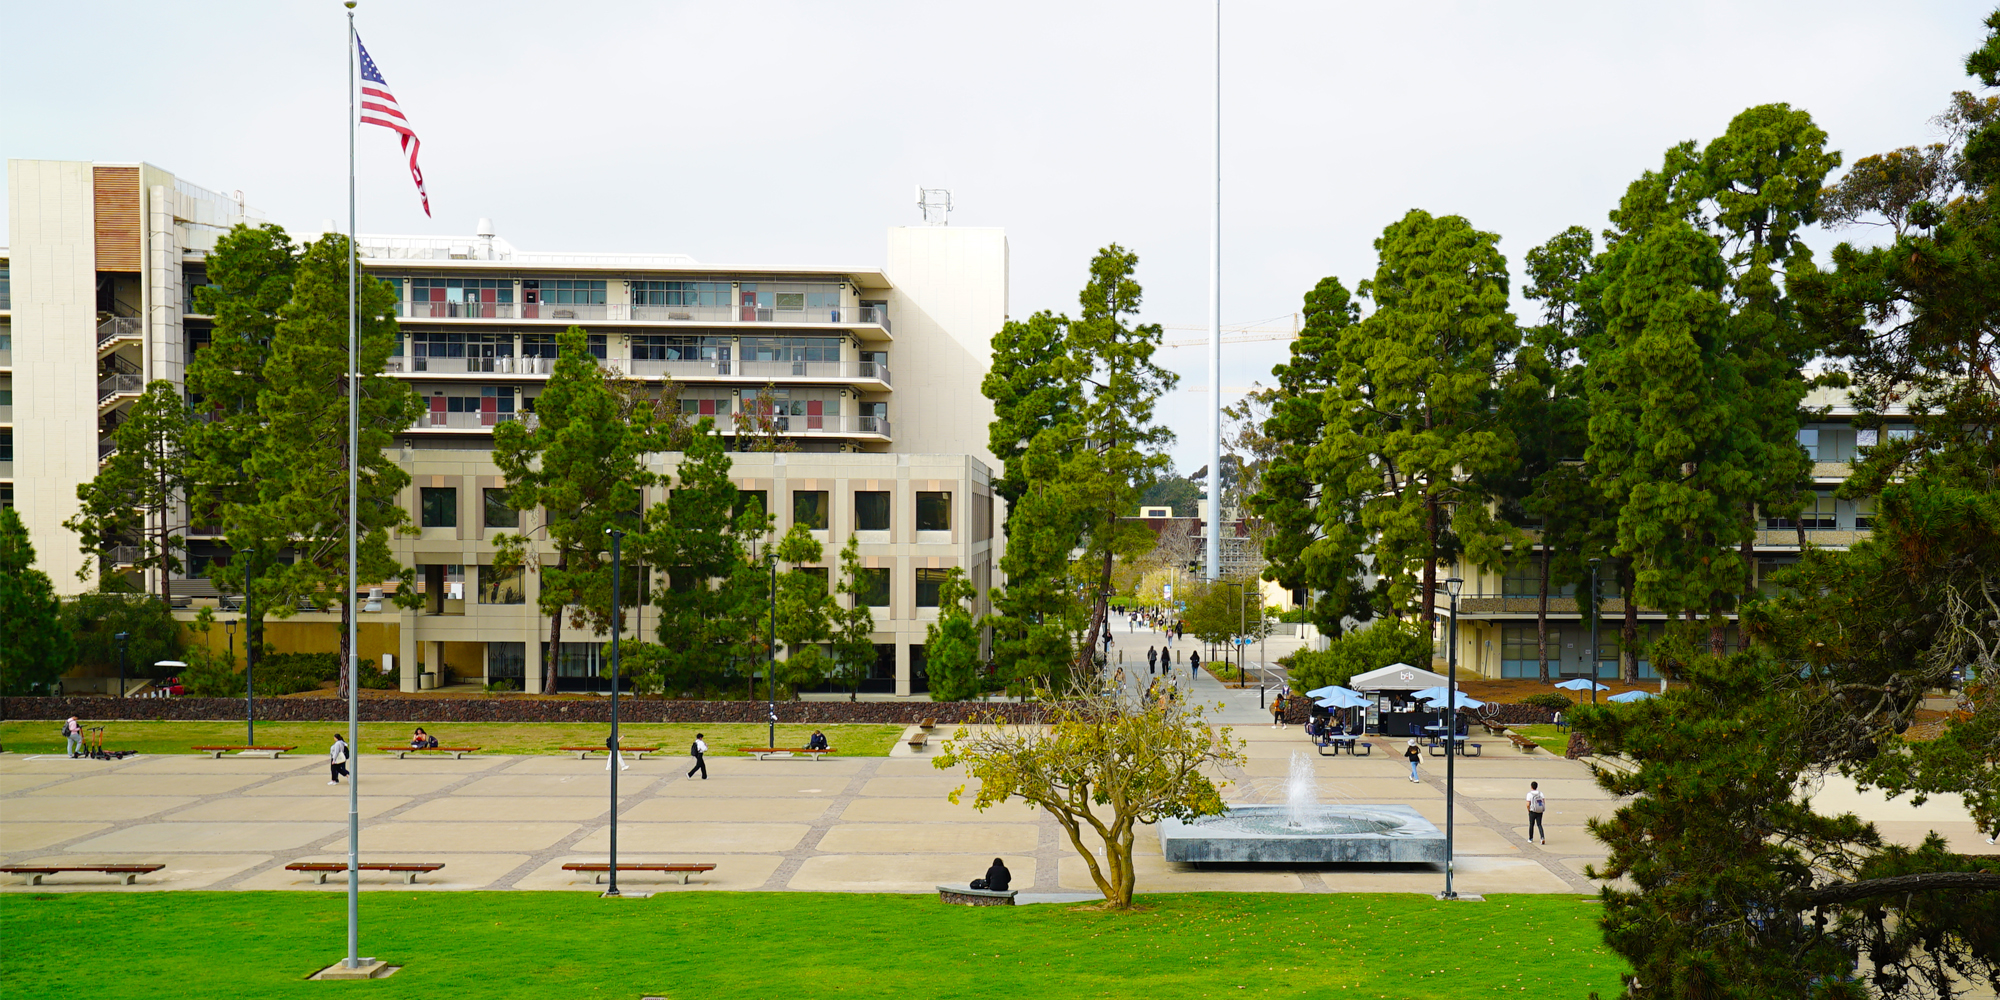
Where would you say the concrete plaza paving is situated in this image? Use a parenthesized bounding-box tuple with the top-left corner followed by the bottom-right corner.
(2, 616, 1987, 895)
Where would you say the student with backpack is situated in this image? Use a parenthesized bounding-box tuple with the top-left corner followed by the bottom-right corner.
(687, 733, 708, 780)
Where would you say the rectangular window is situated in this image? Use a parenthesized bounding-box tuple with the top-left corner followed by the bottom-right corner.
(916, 491, 952, 531)
(735, 490, 769, 523)
(1501, 563, 1575, 599)
(630, 280, 731, 307)
(550, 279, 606, 305)
(479, 565, 526, 604)
(487, 642, 526, 680)
(743, 337, 843, 363)
(915, 567, 948, 607)
(1854, 497, 1876, 530)
(793, 490, 829, 530)
(855, 491, 891, 531)
(522, 333, 558, 358)
(856, 567, 890, 608)
(420, 486, 457, 528)
(483, 487, 518, 528)
(1766, 491, 1836, 530)
(1796, 427, 1819, 461)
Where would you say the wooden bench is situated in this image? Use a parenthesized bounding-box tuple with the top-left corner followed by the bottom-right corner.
(2, 864, 164, 885)
(918, 717, 937, 731)
(559, 746, 661, 760)
(737, 748, 835, 761)
(376, 746, 481, 759)
(563, 863, 716, 885)
(1506, 732, 1541, 754)
(285, 862, 445, 884)
(906, 732, 929, 752)
(191, 745, 298, 759)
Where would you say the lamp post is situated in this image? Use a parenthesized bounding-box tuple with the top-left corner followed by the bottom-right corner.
(604, 527, 624, 897)
(1441, 576, 1463, 901)
(1587, 558, 1602, 707)
(766, 550, 777, 751)
(245, 554, 257, 745)
(115, 632, 129, 699)
(225, 618, 238, 725)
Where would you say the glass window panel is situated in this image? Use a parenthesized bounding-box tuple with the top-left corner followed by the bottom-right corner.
(915, 567, 948, 607)
(479, 565, 526, 604)
(483, 488, 518, 528)
(857, 568, 890, 608)
(855, 491, 891, 531)
(916, 491, 952, 531)
(794, 490, 829, 530)
(420, 487, 457, 528)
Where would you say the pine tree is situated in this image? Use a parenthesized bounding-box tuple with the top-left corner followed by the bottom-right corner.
(493, 326, 660, 694)
(232, 234, 423, 697)
(828, 534, 880, 698)
(65, 380, 193, 603)
(924, 567, 982, 701)
(635, 423, 753, 695)
(0, 508, 74, 695)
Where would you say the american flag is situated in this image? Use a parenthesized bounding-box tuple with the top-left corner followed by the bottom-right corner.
(357, 35, 430, 217)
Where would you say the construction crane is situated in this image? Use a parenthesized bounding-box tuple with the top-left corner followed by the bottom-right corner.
(1159, 313, 1299, 349)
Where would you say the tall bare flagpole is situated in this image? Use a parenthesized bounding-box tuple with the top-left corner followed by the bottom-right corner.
(1204, 0, 1222, 584)
(344, 0, 362, 971)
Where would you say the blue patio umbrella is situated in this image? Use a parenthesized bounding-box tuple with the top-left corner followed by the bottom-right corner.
(1407, 686, 1464, 704)
(1304, 685, 1346, 699)
(1553, 678, 1610, 692)
(1607, 690, 1656, 703)
(1314, 688, 1370, 709)
(1414, 691, 1487, 711)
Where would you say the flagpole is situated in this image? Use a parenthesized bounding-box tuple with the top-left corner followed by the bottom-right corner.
(344, 0, 362, 972)
(1204, 0, 1222, 585)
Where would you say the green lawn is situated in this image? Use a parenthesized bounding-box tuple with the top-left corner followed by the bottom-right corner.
(0, 720, 905, 758)
(1512, 724, 1571, 754)
(0, 891, 1625, 999)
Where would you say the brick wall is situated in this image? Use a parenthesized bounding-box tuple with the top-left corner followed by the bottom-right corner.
(1, 697, 1056, 726)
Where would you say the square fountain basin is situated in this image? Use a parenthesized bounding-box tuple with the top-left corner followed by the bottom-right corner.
(1158, 804, 1446, 864)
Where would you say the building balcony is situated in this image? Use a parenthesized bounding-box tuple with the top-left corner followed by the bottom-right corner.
(714, 413, 891, 439)
(104, 545, 141, 568)
(621, 358, 891, 386)
(416, 410, 533, 431)
(98, 438, 118, 465)
(388, 356, 558, 375)
(399, 302, 891, 333)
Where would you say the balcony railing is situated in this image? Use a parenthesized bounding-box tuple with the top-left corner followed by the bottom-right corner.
(99, 373, 144, 404)
(406, 301, 516, 319)
(420, 410, 532, 430)
(394, 355, 558, 374)
(714, 413, 891, 438)
(98, 438, 119, 462)
(97, 316, 143, 347)
(732, 360, 893, 384)
(623, 359, 732, 379)
(104, 545, 141, 567)
(412, 301, 891, 330)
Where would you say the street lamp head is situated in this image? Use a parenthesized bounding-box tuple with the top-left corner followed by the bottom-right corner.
(225, 619, 237, 635)
(115, 631, 129, 643)
(1588, 557, 1601, 570)
(1444, 577, 1462, 599)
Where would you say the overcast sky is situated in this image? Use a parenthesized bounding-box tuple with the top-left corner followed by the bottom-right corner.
(4, 1, 1989, 472)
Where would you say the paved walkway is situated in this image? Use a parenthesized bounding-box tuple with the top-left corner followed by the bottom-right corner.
(3, 620, 1985, 896)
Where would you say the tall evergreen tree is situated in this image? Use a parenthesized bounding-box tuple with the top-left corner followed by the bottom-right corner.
(924, 567, 982, 701)
(65, 380, 193, 603)
(0, 508, 74, 695)
(493, 326, 660, 694)
(231, 234, 421, 697)
(1307, 210, 1523, 625)
(981, 246, 1176, 687)
(635, 423, 755, 695)
(1245, 277, 1374, 637)
(769, 522, 833, 690)
(828, 534, 879, 698)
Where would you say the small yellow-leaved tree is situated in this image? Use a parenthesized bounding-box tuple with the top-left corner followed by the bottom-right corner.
(934, 692, 1246, 909)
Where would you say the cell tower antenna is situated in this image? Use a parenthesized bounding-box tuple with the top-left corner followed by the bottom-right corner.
(917, 187, 953, 226)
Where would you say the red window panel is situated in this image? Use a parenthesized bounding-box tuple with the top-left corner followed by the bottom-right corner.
(806, 400, 823, 430)
(698, 399, 716, 415)
(481, 396, 497, 426)
(429, 395, 446, 426)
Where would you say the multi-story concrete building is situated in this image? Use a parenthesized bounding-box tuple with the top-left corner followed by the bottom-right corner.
(8, 158, 1008, 696)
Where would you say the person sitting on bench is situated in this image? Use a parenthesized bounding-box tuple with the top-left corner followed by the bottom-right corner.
(970, 857, 1011, 892)
(807, 730, 829, 751)
(409, 727, 438, 750)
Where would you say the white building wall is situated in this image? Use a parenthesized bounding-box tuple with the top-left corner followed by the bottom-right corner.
(883, 226, 1007, 474)
(8, 159, 99, 592)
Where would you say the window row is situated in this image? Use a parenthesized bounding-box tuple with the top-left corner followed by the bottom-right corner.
(421, 486, 952, 534)
(423, 561, 956, 609)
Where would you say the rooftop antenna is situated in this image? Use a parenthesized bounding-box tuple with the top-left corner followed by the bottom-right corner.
(916, 186, 952, 226)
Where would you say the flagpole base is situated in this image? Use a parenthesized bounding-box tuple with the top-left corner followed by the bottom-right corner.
(311, 959, 395, 980)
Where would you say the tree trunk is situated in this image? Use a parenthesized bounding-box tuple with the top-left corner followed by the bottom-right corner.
(547, 607, 563, 696)
(1536, 545, 1551, 684)
(1422, 496, 1438, 624)
(1796, 871, 2000, 908)
(1620, 561, 1639, 683)
(339, 600, 352, 703)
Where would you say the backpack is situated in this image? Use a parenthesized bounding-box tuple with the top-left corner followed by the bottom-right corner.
(690, 740, 700, 756)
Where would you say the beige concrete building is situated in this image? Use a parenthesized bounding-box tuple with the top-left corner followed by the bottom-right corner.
(8, 159, 1008, 697)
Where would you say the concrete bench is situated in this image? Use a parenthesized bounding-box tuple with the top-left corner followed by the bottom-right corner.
(560, 746, 660, 760)
(191, 745, 297, 759)
(563, 863, 715, 885)
(285, 862, 445, 884)
(376, 746, 481, 759)
(737, 748, 835, 761)
(936, 883, 1017, 906)
(2, 864, 164, 886)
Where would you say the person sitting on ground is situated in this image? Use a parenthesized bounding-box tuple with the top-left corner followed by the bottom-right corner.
(971, 857, 1011, 892)
(807, 730, 829, 751)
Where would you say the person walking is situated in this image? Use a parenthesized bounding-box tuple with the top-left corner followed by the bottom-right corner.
(1147, 646, 1158, 675)
(1189, 649, 1201, 678)
(687, 733, 708, 780)
(1270, 692, 1287, 730)
(63, 716, 83, 758)
(606, 731, 630, 772)
(1526, 781, 1547, 844)
(1405, 739, 1422, 783)
(328, 733, 350, 785)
